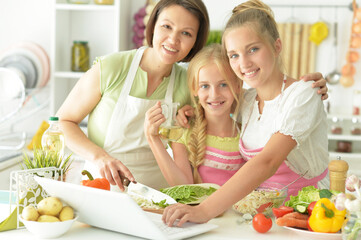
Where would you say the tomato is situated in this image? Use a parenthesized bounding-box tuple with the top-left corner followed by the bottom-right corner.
(272, 206, 294, 218)
(252, 213, 272, 233)
(307, 217, 313, 231)
(307, 201, 317, 216)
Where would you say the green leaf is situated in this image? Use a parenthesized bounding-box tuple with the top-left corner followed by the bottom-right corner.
(319, 189, 333, 199)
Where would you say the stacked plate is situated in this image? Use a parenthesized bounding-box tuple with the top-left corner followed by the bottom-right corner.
(0, 41, 50, 89)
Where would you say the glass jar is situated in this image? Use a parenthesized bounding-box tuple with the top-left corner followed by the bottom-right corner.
(331, 117, 343, 134)
(94, 0, 114, 4)
(353, 90, 361, 115)
(67, 0, 90, 4)
(351, 118, 361, 135)
(342, 213, 361, 240)
(71, 41, 90, 72)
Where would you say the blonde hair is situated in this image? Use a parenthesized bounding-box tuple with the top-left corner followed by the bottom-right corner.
(186, 44, 242, 183)
(222, 0, 283, 68)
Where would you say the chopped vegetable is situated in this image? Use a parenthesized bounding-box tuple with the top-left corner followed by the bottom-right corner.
(308, 198, 346, 233)
(285, 186, 320, 209)
(295, 205, 307, 214)
(160, 185, 217, 204)
(272, 206, 294, 218)
(307, 201, 317, 216)
(81, 170, 110, 190)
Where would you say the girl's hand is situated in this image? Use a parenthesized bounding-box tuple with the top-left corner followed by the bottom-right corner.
(95, 155, 135, 192)
(162, 203, 210, 227)
(300, 72, 328, 100)
(144, 101, 165, 138)
(176, 105, 194, 129)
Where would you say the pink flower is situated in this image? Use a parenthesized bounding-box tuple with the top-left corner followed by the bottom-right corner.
(346, 175, 361, 192)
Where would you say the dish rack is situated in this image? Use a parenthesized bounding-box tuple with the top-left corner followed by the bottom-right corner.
(0, 41, 50, 152)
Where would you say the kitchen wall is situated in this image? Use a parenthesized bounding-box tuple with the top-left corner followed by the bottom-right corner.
(0, 0, 360, 133)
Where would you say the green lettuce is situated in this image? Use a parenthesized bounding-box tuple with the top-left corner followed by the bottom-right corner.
(160, 185, 217, 204)
(284, 186, 320, 209)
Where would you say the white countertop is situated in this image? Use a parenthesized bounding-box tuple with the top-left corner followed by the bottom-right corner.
(0, 203, 337, 240)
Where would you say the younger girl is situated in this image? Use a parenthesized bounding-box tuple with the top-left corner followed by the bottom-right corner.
(144, 44, 244, 186)
(162, 0, 329, 227)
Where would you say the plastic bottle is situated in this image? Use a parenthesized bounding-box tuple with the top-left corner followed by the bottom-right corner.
(41, 117, 65, 157)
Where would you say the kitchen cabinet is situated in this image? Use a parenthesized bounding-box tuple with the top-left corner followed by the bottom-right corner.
(50, 0, 129, 114)
(328, 114, 361, 177)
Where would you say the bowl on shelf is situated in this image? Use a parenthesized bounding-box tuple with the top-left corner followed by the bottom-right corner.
(232, 182, 287, 217)
(20, 214, 78, 239)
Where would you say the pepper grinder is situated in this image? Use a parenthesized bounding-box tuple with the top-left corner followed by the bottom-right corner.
(328, 156, 349, 193)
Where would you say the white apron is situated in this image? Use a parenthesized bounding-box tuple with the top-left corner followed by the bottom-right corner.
(84, 46, 175, 190)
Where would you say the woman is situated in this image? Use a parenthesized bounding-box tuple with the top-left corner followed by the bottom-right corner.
(57, 0, 209, 191)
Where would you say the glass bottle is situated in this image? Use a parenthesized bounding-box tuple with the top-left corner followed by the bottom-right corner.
(353, 90, 361, 115)
(342, 213, 361, 240)
(41, 117, 65, 157)
(67, 0, 90, 4)
(331, 117, 343, 134)
(351, 118, 361, 135)
(71, 41, 90, 72)
(94, 0, 114, 4)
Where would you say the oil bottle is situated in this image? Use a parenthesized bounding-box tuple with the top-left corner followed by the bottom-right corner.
(41, 116, 65, 157)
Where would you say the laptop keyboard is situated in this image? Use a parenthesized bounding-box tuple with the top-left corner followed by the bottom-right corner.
(155, 221, 187, 235)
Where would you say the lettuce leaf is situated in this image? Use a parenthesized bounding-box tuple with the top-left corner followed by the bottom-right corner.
(284, 186, 320, 208)
(160, 185, 217, 204)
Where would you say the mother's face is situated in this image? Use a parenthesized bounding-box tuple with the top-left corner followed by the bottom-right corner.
(152, 5, 199, 65)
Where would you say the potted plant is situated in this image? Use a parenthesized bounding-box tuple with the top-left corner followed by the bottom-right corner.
(20, 148, 73, 180)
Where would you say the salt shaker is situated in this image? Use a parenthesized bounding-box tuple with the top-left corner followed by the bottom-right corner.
(328, 156, 349, 193)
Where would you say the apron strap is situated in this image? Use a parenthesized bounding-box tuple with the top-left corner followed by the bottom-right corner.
(119, 46, 147, 100)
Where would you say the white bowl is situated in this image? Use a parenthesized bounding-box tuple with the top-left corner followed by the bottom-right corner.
(20, 215, 78, 239)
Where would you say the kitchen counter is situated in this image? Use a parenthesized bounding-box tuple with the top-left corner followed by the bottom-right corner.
(0, 203, 336, 240)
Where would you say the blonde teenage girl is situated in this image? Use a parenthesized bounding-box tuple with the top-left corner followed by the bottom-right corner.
(162, 0, 329, 226)
(145, 44, 244, 187)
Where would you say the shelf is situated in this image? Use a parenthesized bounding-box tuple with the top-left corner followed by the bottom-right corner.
(327, 114, 361, 120)
(328, 134, 361, 141)
(329, 151, 361, 160)
(54, 71, 84, 79)
(56, 3, 115, 11)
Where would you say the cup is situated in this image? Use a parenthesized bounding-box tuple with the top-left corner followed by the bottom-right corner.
(158, 102, 184, 141)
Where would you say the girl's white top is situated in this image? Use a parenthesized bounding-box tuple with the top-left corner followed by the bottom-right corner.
(238, 81, 329, 187)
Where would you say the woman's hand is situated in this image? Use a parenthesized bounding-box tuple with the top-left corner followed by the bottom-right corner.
(144, 101, 165, 139)
(176, 105, 194, 129)
(95, 156, 135, 192)
(300, 72, 328, 100)
(162, 203, 211, 227)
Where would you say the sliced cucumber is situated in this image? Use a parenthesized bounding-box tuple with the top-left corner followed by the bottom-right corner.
(295, 205, 307, 214)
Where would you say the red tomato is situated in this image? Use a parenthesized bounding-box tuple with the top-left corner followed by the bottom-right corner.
(307, 217, 313, 231)
(307, 201, 317, 216)
(272, 206, 294, 218)
(252, 213, 272, 233)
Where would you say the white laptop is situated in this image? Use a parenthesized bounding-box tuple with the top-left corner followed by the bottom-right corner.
(34, 176, 218, 240)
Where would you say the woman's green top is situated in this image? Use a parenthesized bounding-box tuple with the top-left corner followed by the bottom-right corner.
(88, 49, 191, 147)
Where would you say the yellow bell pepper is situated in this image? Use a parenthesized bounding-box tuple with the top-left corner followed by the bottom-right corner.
(308, 198, 346, 233)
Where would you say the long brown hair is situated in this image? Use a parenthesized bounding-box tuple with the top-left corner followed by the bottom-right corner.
(187, 44, 242, 183)
(145, 0, 209, 62)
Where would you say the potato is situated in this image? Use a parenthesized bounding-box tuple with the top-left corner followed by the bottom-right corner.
(59, 206, 74, 221)
(37, 215, 60, 222)
(37, 197, 63, 216)
(22, 205, 39, 221)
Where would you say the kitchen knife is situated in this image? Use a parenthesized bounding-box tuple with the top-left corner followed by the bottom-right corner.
(127, 182, 177, 205)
